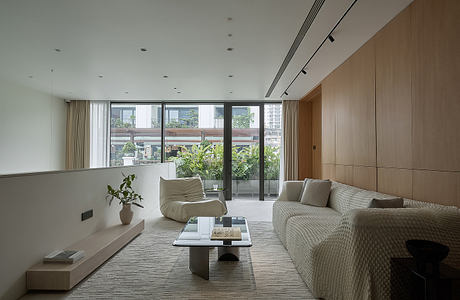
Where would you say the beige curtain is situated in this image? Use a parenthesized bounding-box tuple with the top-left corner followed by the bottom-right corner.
(282, 100, 299, 181)
(66, 100, 90, 169)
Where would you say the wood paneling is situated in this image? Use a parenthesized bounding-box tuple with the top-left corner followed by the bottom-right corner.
(335, 165, 353, 185)
(298, 99, 312, 179)
(321, 74, 336, 164)
(299, 85, 322, 179)
(312, 97, 322, 179)
(376, 7, 413, 169)
(413, 170, 460, 206)
(378, 168, 413, 199)
(352, 166, 377, 190)
(412, 0, 460, 171)
(301, 0, 459, 207)
(334, 60, 354, 165)
(322, 163, 336, 181)
(350, 41, 376, 167)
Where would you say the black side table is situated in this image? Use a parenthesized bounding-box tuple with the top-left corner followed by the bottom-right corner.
(391, 258, 460, 300)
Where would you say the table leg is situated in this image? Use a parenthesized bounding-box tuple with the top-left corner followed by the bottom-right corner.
(189, 247, 209, 280)
(218, 247, 240, 261)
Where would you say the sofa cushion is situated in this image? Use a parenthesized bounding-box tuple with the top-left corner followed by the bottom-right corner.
(368, 198, 404, 208)
(160, 177, 205, 206)
(328, 182, 362, 214)
(297, 178, 311, 201)
(328, 181, 398, 213)
(285, 214, 341, 290)
(161, 199, 227, 222)
(300, 179, 331, 207)
(272, 200, 340, 247)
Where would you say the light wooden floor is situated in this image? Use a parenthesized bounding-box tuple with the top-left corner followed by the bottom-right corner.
(226, 200, 274, 222)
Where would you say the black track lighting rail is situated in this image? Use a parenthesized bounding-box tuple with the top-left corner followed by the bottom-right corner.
(280, 0, 359, 98)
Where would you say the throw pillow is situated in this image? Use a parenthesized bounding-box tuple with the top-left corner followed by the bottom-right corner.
(297, 178, 311, 202)
(300, 179, 331, 207)
(368, 198, 404, 208)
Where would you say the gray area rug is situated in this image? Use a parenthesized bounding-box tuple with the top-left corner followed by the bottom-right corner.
(37, 219, 315, 299)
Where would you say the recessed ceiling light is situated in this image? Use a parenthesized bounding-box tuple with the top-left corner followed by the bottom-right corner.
(226, 47, 234, 51)
(140, 48, 147, 52)
(125, 91, 129, 94)
(28, 75, 33, 79)
(54, 48, 62, 52)
(227, 17, 233, 21)
(98, 75, 104, 78)
(173, 87, 177, 90)
(177, 91, 181, 94)
(163, 75, 169, 78)
(229, 91, 233, 94)
(228, 75, 234, 78)
(228, 33, 233, 37)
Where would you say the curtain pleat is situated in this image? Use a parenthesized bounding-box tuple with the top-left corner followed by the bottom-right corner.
(66, 100, 90, 169)
(89, 101, 109, 168)
(282, 100, 299, 181)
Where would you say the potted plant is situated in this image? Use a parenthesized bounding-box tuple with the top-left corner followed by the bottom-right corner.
(106, 173, 144, 225)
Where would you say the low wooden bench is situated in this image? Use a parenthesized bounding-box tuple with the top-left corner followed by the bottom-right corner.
(27, 219, 144, 290)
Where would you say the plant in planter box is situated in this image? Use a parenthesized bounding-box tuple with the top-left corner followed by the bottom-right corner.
(106, 173, 144, 225)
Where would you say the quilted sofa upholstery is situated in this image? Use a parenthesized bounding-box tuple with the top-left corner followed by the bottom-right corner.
(273, 180, 460, 300)
(160, 177, 227, 222)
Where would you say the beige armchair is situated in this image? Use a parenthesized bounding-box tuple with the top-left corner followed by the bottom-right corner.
(159, 177, 227, 222)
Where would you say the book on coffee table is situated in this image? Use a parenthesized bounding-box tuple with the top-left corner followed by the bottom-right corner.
(211, 227, 242, 240)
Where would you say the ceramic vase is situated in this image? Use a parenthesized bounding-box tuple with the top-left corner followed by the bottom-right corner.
(120, 204, 133, 225)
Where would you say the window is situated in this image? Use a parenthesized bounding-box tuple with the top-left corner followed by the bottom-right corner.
(108, 102, 282, 200)
(111, 106, 135, 128)
(110, 104, 161, 166)
(264, 103, 282, 199)
(164, 104, 224, 192)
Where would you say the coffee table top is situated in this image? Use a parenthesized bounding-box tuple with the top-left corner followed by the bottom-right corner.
(173, 216, 252, 247)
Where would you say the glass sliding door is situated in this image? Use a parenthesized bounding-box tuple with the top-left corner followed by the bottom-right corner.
(231, 105, 260, 200)
(109, 101, 281, 201)
(164, 104, 224, 196)
(264, 103, 282, 199)
(110, 104, 162, 166)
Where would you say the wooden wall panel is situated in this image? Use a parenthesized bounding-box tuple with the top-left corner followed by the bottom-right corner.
(321, 74, 336, 164)
(301, 0, 459, 207)
(378, 168, 413, 199)
(412, 0, 460, 171)
(334, 60, 354, 165)
(375, 7, 413, 169)
(350, 41, 376, 167)
(353, 166, 377, 190)
(322, 163, 336, 181)
(312, 98, 322, 179)
(335, 165, 353, 185)
(298, 100, 312, 179)
(413, 170, 460, 206)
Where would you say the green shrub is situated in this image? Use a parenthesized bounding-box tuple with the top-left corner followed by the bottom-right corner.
(173, 143, 280, 181)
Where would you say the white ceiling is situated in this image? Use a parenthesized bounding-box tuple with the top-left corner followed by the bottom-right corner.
(0, 0, 411, 101)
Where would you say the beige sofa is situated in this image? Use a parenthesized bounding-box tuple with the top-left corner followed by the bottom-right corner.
(273, 180, 460, 300)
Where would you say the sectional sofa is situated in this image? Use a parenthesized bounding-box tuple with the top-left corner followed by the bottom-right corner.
(273, 180, 460, 299)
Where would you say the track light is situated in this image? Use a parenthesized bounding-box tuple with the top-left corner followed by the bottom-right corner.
(284, 91, 288, 96)
(328, 35, 335, 43)
(301, 69, 307, 75)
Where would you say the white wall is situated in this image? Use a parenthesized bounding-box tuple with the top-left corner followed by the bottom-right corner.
(0, 78, 67, 175)
(0, 163, 175, 300)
